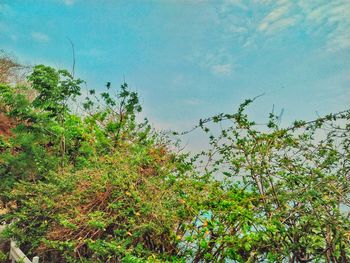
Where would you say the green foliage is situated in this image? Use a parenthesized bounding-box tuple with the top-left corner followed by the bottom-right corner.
(0, 250, 7, 262)
(2, 126, 208, 262)
(1, 63, 350, 262)
(28, 65, 82, 116)
(190, 100, 350, 262)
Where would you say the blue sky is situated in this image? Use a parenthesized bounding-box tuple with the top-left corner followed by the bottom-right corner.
(1, 0, 350, 141)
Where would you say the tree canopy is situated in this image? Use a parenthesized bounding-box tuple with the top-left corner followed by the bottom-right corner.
(0, 64, 349, 262)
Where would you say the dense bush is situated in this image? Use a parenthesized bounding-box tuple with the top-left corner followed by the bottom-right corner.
(189, 100, 350, 262)
(0, 64, 349, 262)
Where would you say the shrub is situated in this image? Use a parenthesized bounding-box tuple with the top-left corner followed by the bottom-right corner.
(1, 63, 349, 262)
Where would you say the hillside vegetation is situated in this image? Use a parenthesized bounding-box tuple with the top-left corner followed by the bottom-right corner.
(0, 55, 350, 262)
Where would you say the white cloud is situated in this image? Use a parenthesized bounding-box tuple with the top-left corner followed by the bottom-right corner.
(298, 0, 350, 51)
(183, 98, 204, 106)
(211, 64, 233, 75)
(62, 0, 76, 5)
(327, 29, 350, 51)
(259, 5, 290, 28)
(264, 17, 298, 35)
(227, 24, 247, 33)
(222, 0, 247, 11)
(190, 0, 349, 76)
(219, 0, 350, 51)
(31, 32, 50, 42)
(193, 49, 236, 76)
(257, 1, 298, 35)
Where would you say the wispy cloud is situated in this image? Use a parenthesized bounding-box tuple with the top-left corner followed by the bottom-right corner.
(262, 17, 298, 35)
(218, 0, 350, 51)
(222, 0, 247, 11)
(193, 49, 235, 76)
(62, 0, 76, 6)
(258, 5, 290, 30)
(31, 32, 50, 43)
(182, 98, 204, 106)
(298, 0, 350, 51)
(257, 3, 298, 35)
(211, 64, 233, 75)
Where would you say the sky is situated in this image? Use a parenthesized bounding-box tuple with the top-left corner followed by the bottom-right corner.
(1, 0, 350, 148)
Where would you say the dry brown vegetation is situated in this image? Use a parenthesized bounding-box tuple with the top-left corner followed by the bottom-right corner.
(0, 113, 14, 137)
(0, 50, 26, 84)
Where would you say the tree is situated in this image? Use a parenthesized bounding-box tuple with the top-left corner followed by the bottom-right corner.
(1, 63, 349, 262)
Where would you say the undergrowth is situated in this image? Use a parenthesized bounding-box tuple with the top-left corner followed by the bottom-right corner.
(0, 62, 349, 262)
